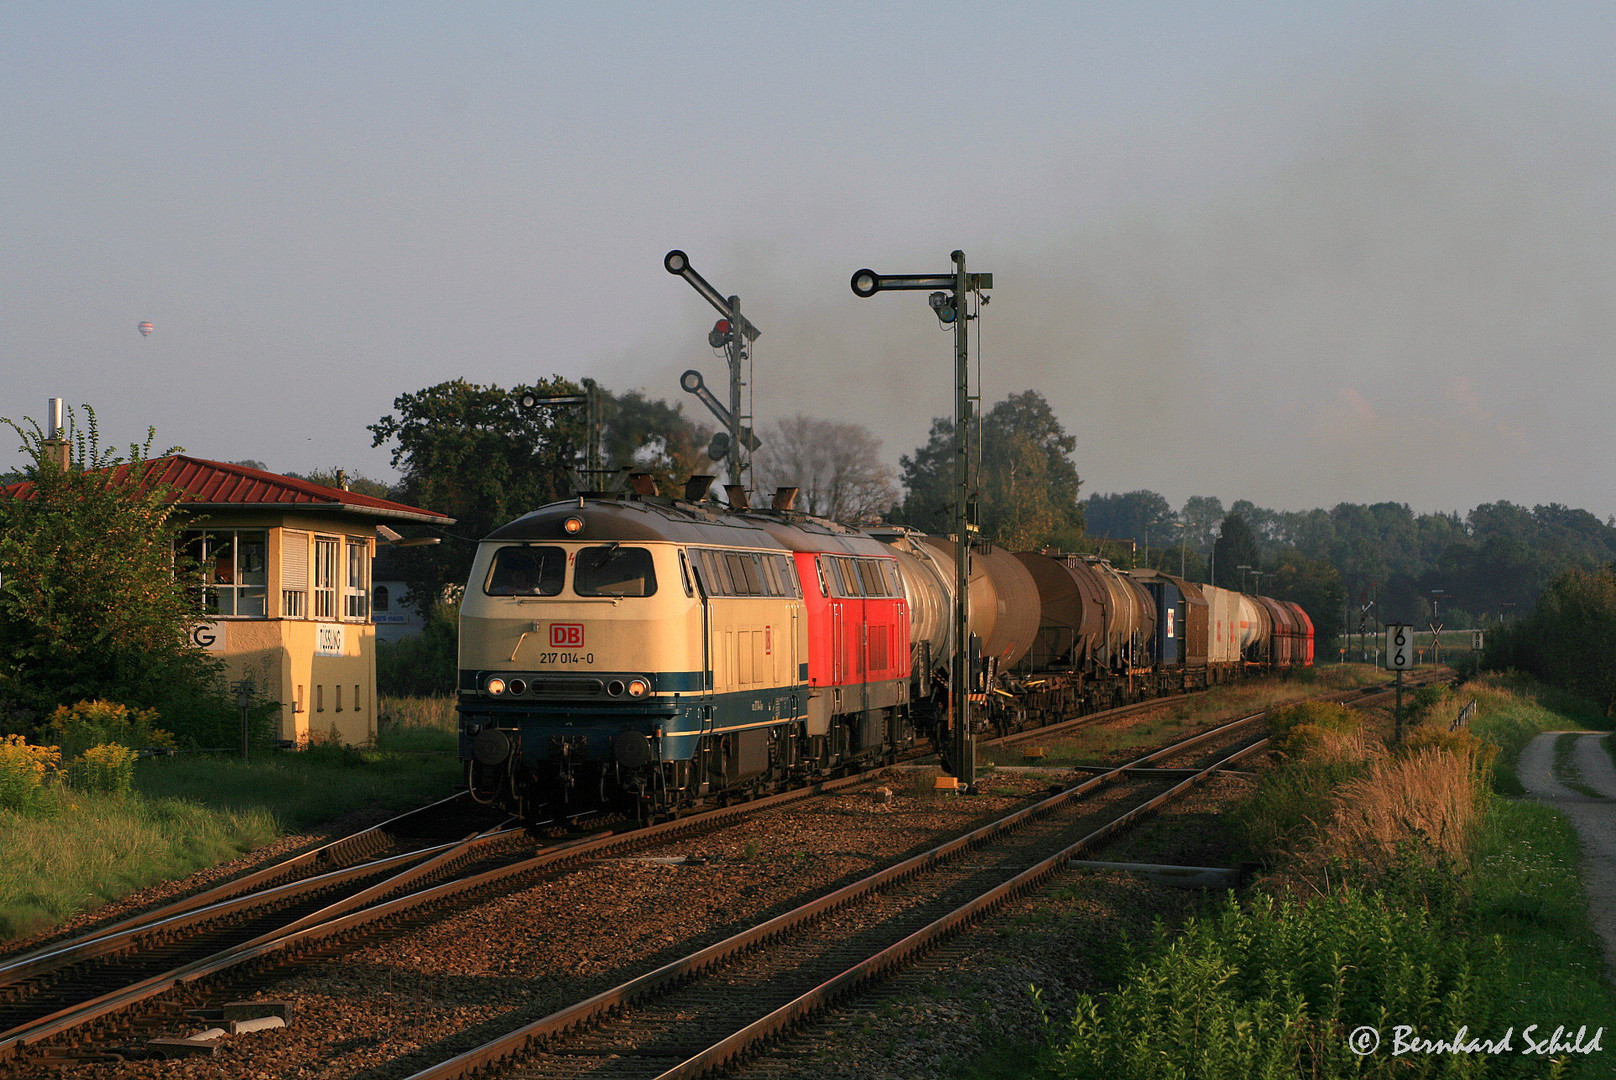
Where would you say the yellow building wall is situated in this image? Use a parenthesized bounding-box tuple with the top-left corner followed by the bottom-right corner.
(191, 514, 380, 748)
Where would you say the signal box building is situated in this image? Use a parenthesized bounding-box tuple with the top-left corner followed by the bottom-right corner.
(5, 457, 453, 746)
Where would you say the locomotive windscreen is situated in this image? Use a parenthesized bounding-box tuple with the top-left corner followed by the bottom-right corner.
(576, 545, 657, 597)
(485, 545, 566, 596)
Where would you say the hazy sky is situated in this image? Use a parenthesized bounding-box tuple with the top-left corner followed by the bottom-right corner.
(6, 3, 1615, 520)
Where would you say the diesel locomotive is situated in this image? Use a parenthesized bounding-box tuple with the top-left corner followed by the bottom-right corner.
(456, 479, 1313, 821)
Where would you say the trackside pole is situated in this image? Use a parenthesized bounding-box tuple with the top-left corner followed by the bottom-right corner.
(1395, 668, 1404, 744)
(1385, 623, 1414, 744)
(849, 252, 993, 792)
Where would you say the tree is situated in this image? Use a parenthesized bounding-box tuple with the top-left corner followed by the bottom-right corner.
(1084, 491, 1177, 547)
(1264, 548, 1345, 653)
(1212, 513, 1260, 589)
(752, 415, 896, 521)
(599, 388, 713, 496)
(369, 377, 585, 614)
(1180, 495, 1225, 556)
(1488, 567, 1616, 716)
(898, 390, 1083, 549)
(286, 467, 395, 500)
(0, 408, 220, 723)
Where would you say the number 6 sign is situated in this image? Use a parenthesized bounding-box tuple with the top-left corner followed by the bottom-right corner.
(1385, 624, 1416, 670)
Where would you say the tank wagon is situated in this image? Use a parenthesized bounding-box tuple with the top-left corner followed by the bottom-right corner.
(457, 484, 1315, 821)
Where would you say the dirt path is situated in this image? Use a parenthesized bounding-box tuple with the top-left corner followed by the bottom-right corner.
(1517, 731, 1616, 984)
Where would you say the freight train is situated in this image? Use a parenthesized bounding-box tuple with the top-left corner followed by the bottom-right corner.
(455, 479, 1314, 821)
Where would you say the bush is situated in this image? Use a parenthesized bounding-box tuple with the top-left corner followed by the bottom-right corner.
(0, 735, 60, 814)
(1267, 700, 1366, 756)
(46, 699, 175, 758)
(68, 743, 136, 795)
(1044, 889, 1512, 1080)
(376, 602, 458, 697)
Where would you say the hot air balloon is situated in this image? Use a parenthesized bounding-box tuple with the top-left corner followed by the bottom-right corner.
(138, 322, 154, 337)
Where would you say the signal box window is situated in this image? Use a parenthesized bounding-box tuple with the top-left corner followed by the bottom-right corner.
(343, 540, 370, 620)
(576, 546, 657, 597)
(182, 529, 268, 617)
(486, 546, 566, 596)
(313, 537, 339, 619)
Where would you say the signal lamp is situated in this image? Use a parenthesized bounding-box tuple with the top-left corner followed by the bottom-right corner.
(928, 291, 957, 324)
(708, 318, 733, 348)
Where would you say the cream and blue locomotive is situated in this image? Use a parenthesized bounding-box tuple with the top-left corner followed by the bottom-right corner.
(457, 493, 812, 820)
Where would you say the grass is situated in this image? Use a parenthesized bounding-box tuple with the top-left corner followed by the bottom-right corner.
(0, 696, 465, 944)
(1470, 798, 1616, 1026)
(133, 743, 463, 829)
(952, 671, 1616, 1078)
(978, 668, 1388, 770)
(0, 794, 278, 941)
(376, 695, 458, 754)
(1466, 673, 1601, 795)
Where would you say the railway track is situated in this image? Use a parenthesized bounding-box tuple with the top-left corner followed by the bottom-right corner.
(0, 766, 912, 1066)
(0, 673, 1432, 1071)
(395, 711, 1277, 1080)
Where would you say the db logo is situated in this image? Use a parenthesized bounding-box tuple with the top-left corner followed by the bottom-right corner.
(550, 623, 585, 647)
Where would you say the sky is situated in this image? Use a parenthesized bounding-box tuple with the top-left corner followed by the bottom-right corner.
(5, 2, 1616, 521)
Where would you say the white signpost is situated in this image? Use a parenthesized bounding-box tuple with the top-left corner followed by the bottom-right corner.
(1384, 624, 1415, 671)
(1385, 623, 1415, 742)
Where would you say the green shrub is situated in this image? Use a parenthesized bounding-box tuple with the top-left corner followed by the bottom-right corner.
(67, 743, 136, 795)
(1267, 700, 1364, 755)
(376, 602, 458, 697)
(46, 699, 175, 757)
(1044, 889, 1511, 1080)
(1407, 683, 1451, 725)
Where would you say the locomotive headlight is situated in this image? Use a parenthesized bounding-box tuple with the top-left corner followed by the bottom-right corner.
(486, 677, 507, 696)
(563, 516, 584, 535)
(626, 678, 650, 698)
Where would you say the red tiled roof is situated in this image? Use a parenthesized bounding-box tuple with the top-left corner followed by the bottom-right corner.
(2, 456, 454, 525)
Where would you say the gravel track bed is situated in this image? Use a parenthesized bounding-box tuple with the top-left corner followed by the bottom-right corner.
(9, 772, 1066, 1079)
(5, 707, 1289, 1079)
(721, 773, 1256, 1080)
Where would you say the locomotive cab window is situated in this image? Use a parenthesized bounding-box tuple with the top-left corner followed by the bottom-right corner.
(576, 545, 657, 597)
(485, 545, 566, 596)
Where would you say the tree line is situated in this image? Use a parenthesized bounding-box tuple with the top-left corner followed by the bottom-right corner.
(11, 377, 1606, 711)
(1085, 489, 1616, 634)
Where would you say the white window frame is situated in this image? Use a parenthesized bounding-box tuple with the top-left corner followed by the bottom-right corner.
(313, 536, 340, 621)
(343, 538, 370, 621)
(182, 528, 269, 618)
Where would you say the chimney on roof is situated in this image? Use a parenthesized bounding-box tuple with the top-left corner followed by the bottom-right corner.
(724, 485, 750, 511)
(337, 469, 350, 491)
(628, 473, 657, 497)
(42, 398, 70, 472)
(683, 475, 715, 502)
(771, 487, 799, 512)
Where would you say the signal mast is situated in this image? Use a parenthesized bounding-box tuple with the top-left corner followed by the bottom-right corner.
(665, 251, 762, 497)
